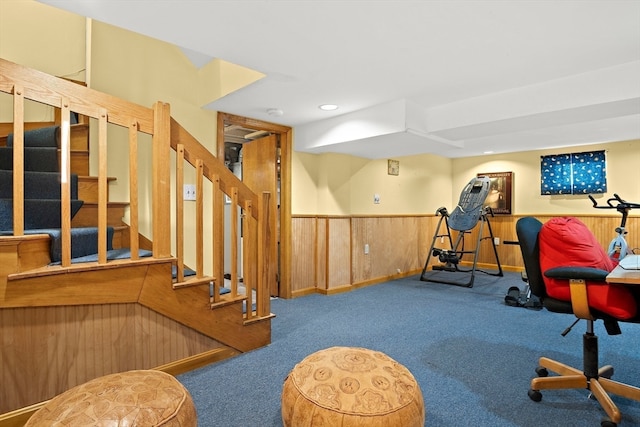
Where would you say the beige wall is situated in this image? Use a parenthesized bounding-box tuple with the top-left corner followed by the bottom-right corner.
(89, 21, 262, 271)
(295, 139, 640, 217)
(0, 0, 86, 122)
(292, 151, 454, 215)
(0, 1, 261, 274)
(4, 0, 640, 270)
(452, 139, 640, 215)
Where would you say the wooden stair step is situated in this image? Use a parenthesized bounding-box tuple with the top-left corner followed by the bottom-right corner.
(71, 201, 128, 227)
(0, 233, 51, 274)
(210, 294, 247, 309)
(78, 175, 117, 203)
(110, 225, 130, 249)
(58, 150, 88, 175)
(69, 123, 89, 151)
(173, 275, 215, 289)
(0, 225, 131, 274)
(243, 312, 276, 325)
(6, 256, 171, 282)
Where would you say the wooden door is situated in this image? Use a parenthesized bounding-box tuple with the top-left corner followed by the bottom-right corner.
(242, 134, 279, 296)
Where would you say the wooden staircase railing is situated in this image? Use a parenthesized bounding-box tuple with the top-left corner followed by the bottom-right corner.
(0, 57, 272, 319)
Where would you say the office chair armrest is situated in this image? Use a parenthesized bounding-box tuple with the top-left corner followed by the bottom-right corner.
(545, 266, 610, 320)
(544, 266, 609, 282)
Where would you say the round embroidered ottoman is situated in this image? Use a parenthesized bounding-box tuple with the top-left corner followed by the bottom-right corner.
(25, 370, 197, 426)
(281, 346, 425, 426)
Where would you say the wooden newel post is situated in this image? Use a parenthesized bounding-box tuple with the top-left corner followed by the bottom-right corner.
(152, 102, 172, 258)
(258, 191, 272, 317)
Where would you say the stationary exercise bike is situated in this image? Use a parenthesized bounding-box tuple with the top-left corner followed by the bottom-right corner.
(589, 193, 640, 261)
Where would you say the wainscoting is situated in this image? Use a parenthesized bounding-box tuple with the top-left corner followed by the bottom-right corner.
(0, 303, 226, 413)
(290, 214, 640, 296)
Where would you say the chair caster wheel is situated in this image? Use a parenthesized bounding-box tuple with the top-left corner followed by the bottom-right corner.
(528, 389, 542, 402)
(599, 364, 614, 379)
(535, 366, 548, 377)
(600, 419, 617, 427)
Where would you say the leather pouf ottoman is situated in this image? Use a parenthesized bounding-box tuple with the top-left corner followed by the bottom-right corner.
(281, 346, 425, 426)
(25, 370, 197, 426)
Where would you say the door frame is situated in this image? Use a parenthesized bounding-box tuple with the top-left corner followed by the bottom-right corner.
(217, 112, 293, 299)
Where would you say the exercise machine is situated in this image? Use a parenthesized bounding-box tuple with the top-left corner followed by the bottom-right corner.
(589, 193, 640, 261)
(420, 176, 503, 288)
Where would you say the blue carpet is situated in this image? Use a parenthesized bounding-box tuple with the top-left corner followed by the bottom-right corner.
(0, 146, 59, 172)
(0, 171, 79, 199)
(51, 248, 153, 264)
(172, 265, 196, 279)
(6, 125, 59, 147)
(178, 271, 640, 426)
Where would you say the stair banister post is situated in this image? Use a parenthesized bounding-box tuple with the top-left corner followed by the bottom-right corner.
(176, 144, 185, 282)
(60, 98, 72, 267)
(195, 158, 205, 278)
(230, 187, 239, 297)
(12, 85, 25, 235)
(243, 199, 254, 320)
(152, 101, 172, 258)
(212, 174, 223, 303)
(258, 191, 272, 317)
(97, 109, 109, 264)
(128, 120, 140, 260)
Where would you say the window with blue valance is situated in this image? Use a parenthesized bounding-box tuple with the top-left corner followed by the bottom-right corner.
(540, 150, 607, 195)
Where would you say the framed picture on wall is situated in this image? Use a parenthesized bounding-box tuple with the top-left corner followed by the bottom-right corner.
(387, 159, 400, 176)
(477, 171, 513, 214)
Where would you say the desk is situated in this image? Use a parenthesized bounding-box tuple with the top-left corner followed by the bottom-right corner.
(607, 263, 640, 285)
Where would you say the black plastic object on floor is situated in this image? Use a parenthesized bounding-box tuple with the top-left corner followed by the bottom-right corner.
(504, 285, 542, 309)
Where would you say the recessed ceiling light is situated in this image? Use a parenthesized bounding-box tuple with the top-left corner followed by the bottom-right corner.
(319, 104, 338, 111)
(483, 150, 495, 154)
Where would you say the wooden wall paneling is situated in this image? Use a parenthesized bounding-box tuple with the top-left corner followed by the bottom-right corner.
(390, 217, 422, 275)
(118, 304, 136, 370)
(0, 308, 12, 410)
(316, 218, 327, 291)
(418, 216, 436, 267)
(287, 213, 640, 296)
(350, 218, 371, 284)
(0, 303, 226, 414)
(487, 215, 520, 268)
(627, 216, 640, 253)
(460, 214, 640, 270)
(290, 217, 317, 293)
(327, 218, 351, 290)
(378, 217, 426, 279)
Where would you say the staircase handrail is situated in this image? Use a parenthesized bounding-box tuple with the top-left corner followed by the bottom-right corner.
(169, 118, 259, 220)
(0, 57, 271, 319)
(0, 59, 155, 132)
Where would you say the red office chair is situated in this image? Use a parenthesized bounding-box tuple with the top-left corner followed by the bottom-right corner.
(516, 216, 640, 427)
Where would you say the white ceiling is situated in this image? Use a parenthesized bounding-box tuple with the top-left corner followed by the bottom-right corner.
(39, 0, 640, 159)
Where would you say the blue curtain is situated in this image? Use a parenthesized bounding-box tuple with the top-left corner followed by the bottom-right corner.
(540, 150, 607, 195)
